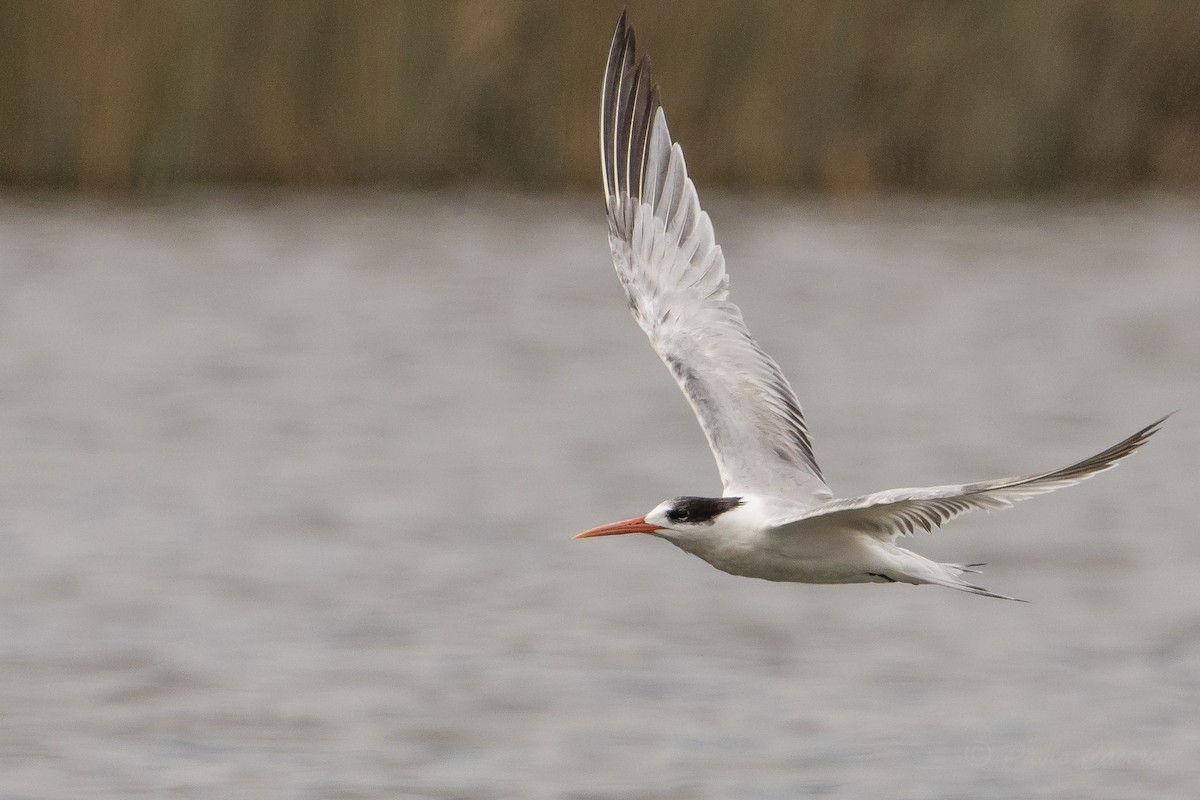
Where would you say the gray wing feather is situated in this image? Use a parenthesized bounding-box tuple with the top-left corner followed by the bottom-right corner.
(785, 416, 1168, 540)
(601, 14, 830, 504)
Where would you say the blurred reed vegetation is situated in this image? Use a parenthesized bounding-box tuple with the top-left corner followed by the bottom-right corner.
(1, 0, 1198, 195)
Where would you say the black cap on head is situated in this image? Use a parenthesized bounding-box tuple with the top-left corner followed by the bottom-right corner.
(666, 496, 743, 524)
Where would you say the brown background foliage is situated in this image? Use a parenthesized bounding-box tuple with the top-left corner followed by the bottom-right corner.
(1, 0, 1198, 194)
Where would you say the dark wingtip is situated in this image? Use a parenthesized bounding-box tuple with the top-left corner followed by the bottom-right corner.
(600, 8, 664, 218)
(1153, 410, 1176, 429)
(1114, 412, 1172, 458)
(1138, 411, 1173, 439)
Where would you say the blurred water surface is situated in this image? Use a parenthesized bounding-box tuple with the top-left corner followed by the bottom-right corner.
(0, 191, 1197, 799)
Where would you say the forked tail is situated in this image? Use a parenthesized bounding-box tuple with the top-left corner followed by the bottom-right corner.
(889, 547, 1027, 601)
(927, 561, 1027, 602)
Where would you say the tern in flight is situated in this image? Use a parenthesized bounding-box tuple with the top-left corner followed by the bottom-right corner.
(575, 13, 1166, 600)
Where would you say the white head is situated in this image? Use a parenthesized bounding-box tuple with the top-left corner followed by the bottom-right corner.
(574, 496, 745, 544)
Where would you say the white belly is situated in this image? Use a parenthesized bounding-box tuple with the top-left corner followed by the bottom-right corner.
(667, 527, 891, 585)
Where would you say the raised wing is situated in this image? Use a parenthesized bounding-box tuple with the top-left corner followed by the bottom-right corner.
(781, 416, 1167, 540)
(601, 13, 831, 504)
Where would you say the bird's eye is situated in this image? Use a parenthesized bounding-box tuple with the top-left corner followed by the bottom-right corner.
(672, 508, 689, 521)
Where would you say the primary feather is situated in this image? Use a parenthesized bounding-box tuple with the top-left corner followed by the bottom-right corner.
(777, 416, 1169, 540)
(601, 13, 830, 505)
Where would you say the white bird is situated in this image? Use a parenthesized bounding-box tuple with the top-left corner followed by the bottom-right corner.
(574, 12, 1167, 601)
